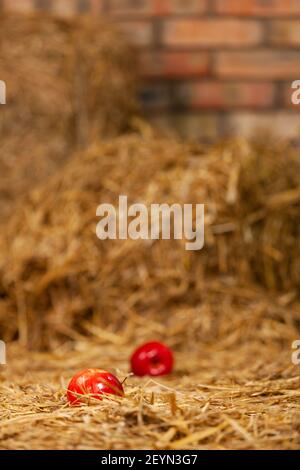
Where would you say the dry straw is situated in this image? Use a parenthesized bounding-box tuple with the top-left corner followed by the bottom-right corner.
(0, 328, 299, 449)
(0, 131, 299, 349)
(0, 12, 137, 218)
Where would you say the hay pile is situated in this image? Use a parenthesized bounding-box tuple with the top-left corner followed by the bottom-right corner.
(0, 132, 299, 449)
(0, 132, 300, 349)
(0, 13, 137, 218)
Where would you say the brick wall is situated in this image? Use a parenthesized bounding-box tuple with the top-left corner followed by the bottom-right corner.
(2, 0, 300, 140)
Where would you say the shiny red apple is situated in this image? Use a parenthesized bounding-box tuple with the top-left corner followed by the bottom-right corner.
(131, 341, 174, 377)
(67, 368, 124, 405)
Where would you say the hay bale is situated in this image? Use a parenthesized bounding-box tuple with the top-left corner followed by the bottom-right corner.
(0, 133, 299, 349)
(0, 13, 137, 218)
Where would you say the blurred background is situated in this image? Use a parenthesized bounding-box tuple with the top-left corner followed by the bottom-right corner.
(2, 0, 300, 140)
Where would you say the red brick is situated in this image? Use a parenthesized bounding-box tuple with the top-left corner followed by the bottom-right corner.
(217, 51, 300, 79)
(51, 0, 78, 17)
(177, 81, 275, 109)
(139, 51, 209, 78)
(215, 0, 300, 16)
(77, 0, 91, 13)
(269, 21, 300, 46)
(87, 0, 104, 14)
(155, 0, 207, 15)
(34, 0, 52, 11)
(226, 112, 300, 139)
(108, 0, 153, 15)
(116, 20, 153, 46)
(108, 0, 207, 16)
(163, 19, 262, 48)
(2, 0, 35, 12)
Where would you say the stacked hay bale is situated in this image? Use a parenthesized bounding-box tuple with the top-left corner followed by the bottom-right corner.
(0, 13, 137, 218)
(0, 132, 299, 349)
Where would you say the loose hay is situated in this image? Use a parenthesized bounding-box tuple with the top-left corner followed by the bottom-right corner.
(0, 13, 137, 218)
(0, 320, 299, 450)
(0, 133, 300, 348)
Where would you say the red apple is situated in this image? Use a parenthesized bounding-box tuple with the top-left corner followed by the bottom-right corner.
(67, 368, 124, 405)
(131, 341, 174, 377)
